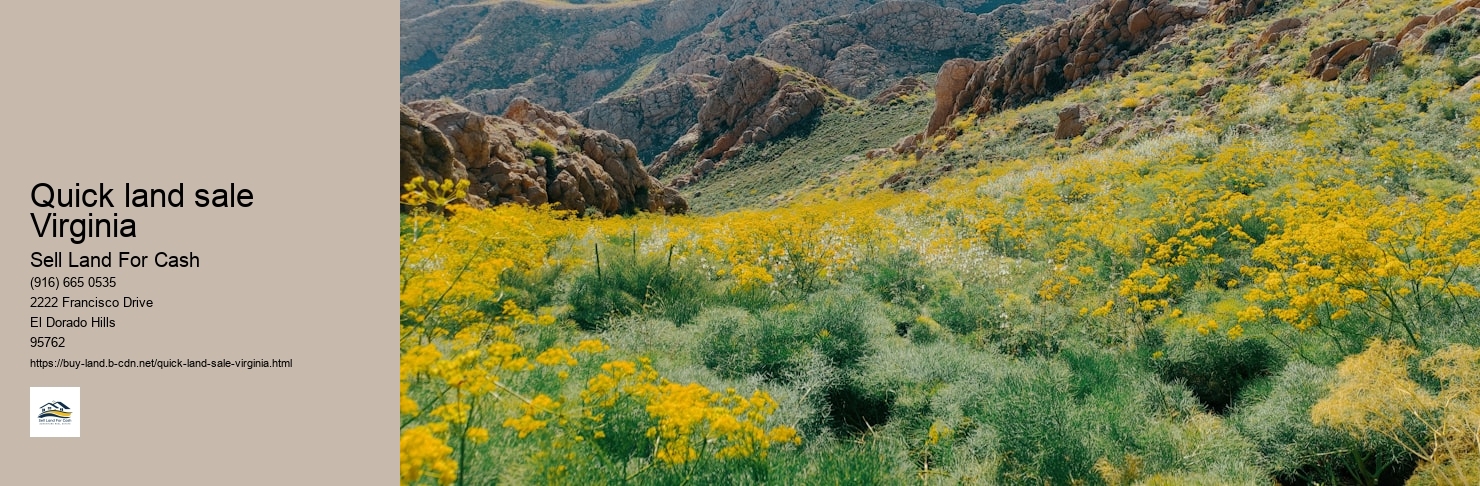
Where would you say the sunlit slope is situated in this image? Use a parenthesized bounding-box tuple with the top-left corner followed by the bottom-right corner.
(399, 0, 1480, 483)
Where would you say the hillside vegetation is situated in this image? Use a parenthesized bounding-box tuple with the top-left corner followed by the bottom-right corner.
(399, 0, 1480, 483)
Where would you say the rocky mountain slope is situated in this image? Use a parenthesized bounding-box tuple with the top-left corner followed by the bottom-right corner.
(401, 0, 1078, 159)
(921, 0, 1226, 138)
(400, 0, 730, 115)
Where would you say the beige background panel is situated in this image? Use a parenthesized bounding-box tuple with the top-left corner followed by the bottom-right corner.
(1, 1, 397, 483)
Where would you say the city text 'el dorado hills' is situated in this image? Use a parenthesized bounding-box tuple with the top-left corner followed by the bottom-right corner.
(28, 182, 253, 244)
(31, 251, 200, 268)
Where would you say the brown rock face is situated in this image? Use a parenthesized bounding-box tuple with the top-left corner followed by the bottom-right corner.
(577, 74, 718, 162)
(400, 99, 686, 215)
(1210, 0, 1262, 23)
(1055, 104, 1088, 139)
(1360, 43, 1402, 82)
(644, 0, 1045, 89)
(927, 58, 982, 136)
(1257, 18, 1303, 48)
(1393, 0, 1480, 48)
(1305, 39, 1385, 82)
(1330, 40, 1373, 67)
(926, 0, 1235, 136)
(401, 104, 464, 189)
(651, 56, 845, 187)
(1127, 9, 1153, 35)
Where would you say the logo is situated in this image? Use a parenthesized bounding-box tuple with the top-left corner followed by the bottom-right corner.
(38, 401, 73, 419)
(30, 386, 80, 437)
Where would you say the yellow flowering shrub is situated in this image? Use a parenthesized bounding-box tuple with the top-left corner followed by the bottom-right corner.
(1243, 182, 1480, 347)
(1313, 340, 1480, 485)
(399, 184, 799, 484)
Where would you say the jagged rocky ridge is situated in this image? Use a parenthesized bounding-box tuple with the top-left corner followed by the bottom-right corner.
(576, 74, 719, 163)
(649, 56, 849, 187)
(400, 99, 686, 215)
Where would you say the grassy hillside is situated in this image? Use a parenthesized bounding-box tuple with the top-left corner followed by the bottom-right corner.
(673, 93, 935, 213)
(399, 0, 1480, 483)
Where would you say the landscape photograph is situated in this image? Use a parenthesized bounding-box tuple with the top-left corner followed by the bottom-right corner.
(398, 0, 1480, 483)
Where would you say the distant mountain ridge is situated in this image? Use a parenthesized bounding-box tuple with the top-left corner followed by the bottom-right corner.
(401, 0, 1078, 158)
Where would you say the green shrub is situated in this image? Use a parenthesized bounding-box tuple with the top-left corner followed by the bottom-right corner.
(909, 315, 944, 344)
(801, 288, 888, 370)
(524, 139, 558, 161)
(693, 290, 891, 436)
(931, 285, 1003, 335)
(969, 358, 1094, 484)
(1230, 361, 1415, 485)
(858, 342, 1095, 482)
(855, 249, 935, 307)
(975, 322, 1063, 357)
(771, 349, 842, 436)
(566, 250, 712, 330)
(695, 287, 888, 380)
(694, 307, 804, 380)
(1152, 333, 1283, 413)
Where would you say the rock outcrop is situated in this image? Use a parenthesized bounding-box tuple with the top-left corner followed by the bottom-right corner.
(1360, 43, 1402, 81)
(752, 1, 1062, 98)
(927, 58, 983, 136)
(871, 76, 931, 105)
(1209, 0, 1262, 23)
(1392, 0, 1480, 50)
(576, 74, 718, 162)
(1304, 38, 1405, 82)
(1055, 104, 1088, 139)
(643, 0, 1043, 89)
(1304, 39, 1372, 81)
(400, 99, 686, 215)
(651, 56, 846, 187)
(924, 0, 1243, 137)
(1256, 18, 1303, 49)
(1298, 0, 1480, 84)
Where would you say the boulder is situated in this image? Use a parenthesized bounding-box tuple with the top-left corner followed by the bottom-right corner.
(1055, 104, 1088, 139)
(1360, 43, 1402, 81)
(1256, 18, 1303, 48)
(1210, 0, 1263, 22)
(1128, 9, 1153, 35)
(927, 58, 982, 136)
(1305, 38, 1375, 81)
